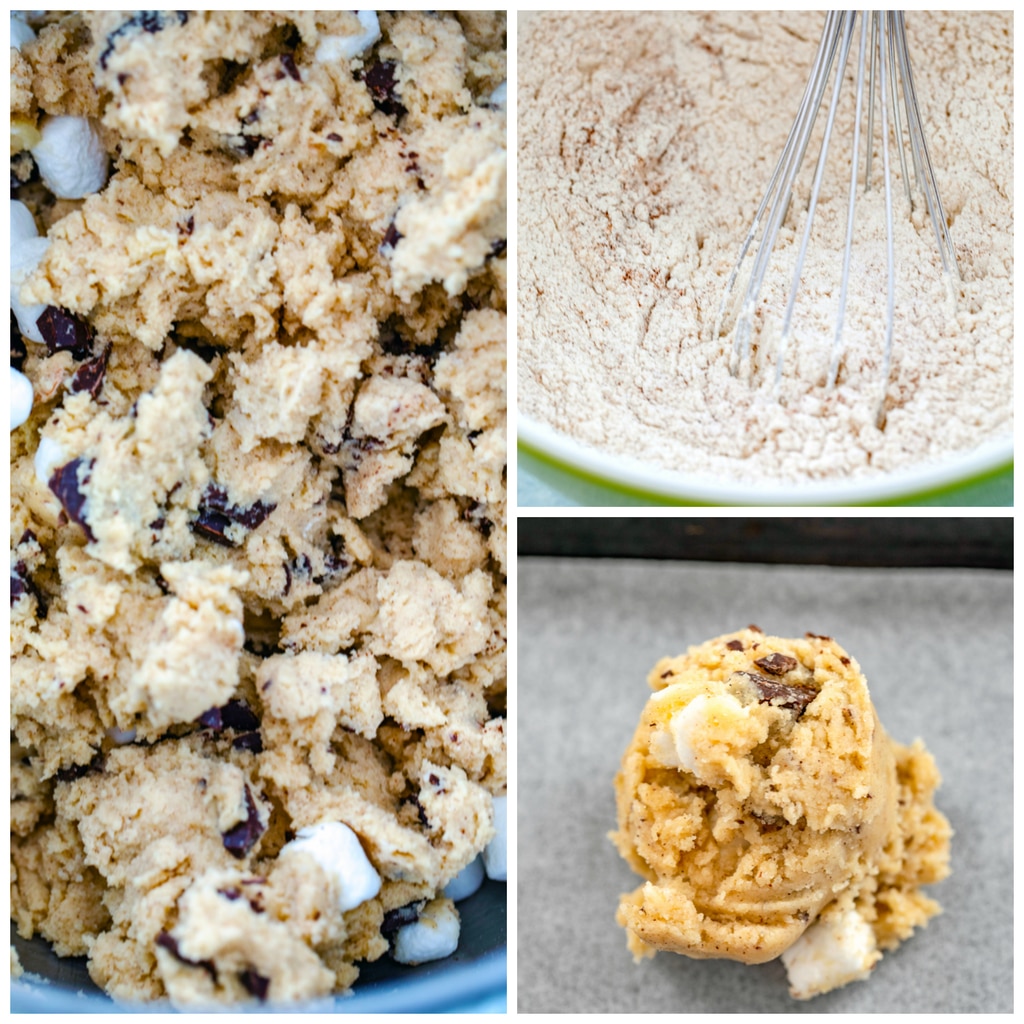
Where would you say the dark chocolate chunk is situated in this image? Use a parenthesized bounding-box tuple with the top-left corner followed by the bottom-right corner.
(326, 132, 343, 142)
(191, 485, 275, 547)
(191, 507, 235, 547)
(361, 60, 406, 119)
(739, 671, 818, 716)
(381, 220, 403, 252)
(462, 500, 493, 537)
(240, 969, 270, 1001)
(48, 458, 96, 541)
(381, 903, 421, 938)
(315, 551, 351, 585)
(488, 238, 507, 259)
(278, 53, 301, 81)
(177, 215, 195, 237)
(726, 639, 744, 651)
(222, 700, 261, 733)
(406, 795, 430, 828)
(54, 752, 105, 783)
(222, 785, 264, 859)
(754, 653, 799, 676)
(237, 133, 265, 158)
(155, 931, 216, 978)
(199, 699, 261, 737)
(69, 344, 111, 399)
(36, 306, 94, 360)
(200, 486, 275, 530)
(232, 731, 263, 754)
(10, 571, 28, 607)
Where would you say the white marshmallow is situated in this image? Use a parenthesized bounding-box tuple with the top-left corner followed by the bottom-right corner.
(315, 11, 380, 62)
(781, 907, 880, 1000)
(11, 14, 36, 50)
(281, 821, 381, 912)
(10, 367, 34, 431)
(34, 436, 68, 488)
(481, 794, 507, 881)
(11, 235, 51, 343)
(31, 115, 109, 199)
(105, 727, 137, 745)
(443, 855, 484, 902)
(11, 199, 39, 244)
(391, 897, 460, 965)
(651, 693, 750, 776)
(489, 81, 507, 109)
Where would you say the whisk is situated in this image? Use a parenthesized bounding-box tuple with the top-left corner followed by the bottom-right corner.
(716, 10, 960, 425)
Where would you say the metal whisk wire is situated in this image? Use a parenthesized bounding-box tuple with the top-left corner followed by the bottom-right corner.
(716, 11, 959, 425)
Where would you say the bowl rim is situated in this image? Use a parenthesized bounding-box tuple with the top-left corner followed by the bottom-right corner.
(518, 413, 1013, 506)
(10, 947, 507, 1014)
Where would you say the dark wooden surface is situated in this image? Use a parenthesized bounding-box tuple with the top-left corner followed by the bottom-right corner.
(517, 517, 1012, 569)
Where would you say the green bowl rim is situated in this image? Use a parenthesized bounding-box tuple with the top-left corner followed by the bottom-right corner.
(518, 422, 1013, 506)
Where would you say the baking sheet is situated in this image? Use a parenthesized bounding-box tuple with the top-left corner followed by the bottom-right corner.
(517, 557, 1012, 1012)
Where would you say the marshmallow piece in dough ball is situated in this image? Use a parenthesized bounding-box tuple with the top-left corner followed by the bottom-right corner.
(31, 116, 109, 199)
(391, 897, 461, 965)
(281, 821, 381, 913)
(781, 907, 880, 1000)
(10, 367, 34, 431)
(481, 794, 507, 881)
(443, 855, 485, 902)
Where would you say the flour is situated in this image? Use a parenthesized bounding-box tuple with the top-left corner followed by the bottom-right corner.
(517, 11, 1012, 483)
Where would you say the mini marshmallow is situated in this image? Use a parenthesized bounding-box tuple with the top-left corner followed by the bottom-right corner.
(34, 436, 68, 487)
(105, 727, 137, 745)
(31, 115, 109, 199)
(11, 14, 36, 50)
(481, 794, 507, 881)
(391, 897, 460, 965)
(11, 200, 39, 244)
(489, 81, 507, 109)
(281, 821, 381, 912)
(315, 11, 380, 62)
(443, 855, 484, 902)
(10, 367, 34, 431)
(781, 907, 880, 1000)
(11, 235, 51, 343)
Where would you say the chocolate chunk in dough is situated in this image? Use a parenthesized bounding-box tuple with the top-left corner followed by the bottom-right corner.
(221, 786, 265, 859)
(740, 671, 818, 715)
(755, 653, 799, 676)
(48, 458, 97, 541)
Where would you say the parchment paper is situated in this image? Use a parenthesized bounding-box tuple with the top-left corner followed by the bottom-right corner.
(517, 557, 1011, 1012)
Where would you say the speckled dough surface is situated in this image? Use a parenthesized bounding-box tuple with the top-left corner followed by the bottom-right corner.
(11, 10, 506, 1007)
(611, 629, 951, 999)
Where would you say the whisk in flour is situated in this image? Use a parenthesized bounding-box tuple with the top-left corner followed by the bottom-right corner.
(717, 10, 960, 427)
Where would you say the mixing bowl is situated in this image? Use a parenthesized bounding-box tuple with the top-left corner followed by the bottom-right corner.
(519, 415, 1013, 506)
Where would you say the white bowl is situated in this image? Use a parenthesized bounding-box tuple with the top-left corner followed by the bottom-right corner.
(519, 414, 1013, 506)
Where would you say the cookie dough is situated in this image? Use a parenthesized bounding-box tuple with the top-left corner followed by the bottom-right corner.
(11, 10, 506, 1007)
(611, 628, 951, 999)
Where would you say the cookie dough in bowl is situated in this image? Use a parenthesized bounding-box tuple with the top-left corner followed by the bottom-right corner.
(611, 628, 951, 999)
(11, 10, 506, 1009)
